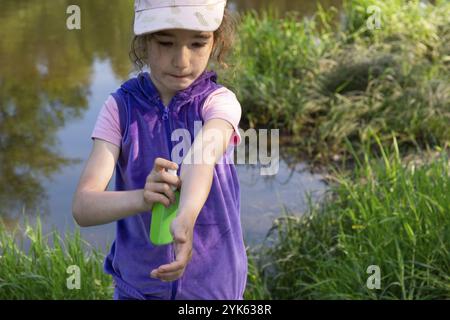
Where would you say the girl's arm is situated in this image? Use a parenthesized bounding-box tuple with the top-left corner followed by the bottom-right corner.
(73, 139, 180, 227)
(72, 139, 150, 227)
(150, 118, 235, 281)
(177, 118, 235, 224)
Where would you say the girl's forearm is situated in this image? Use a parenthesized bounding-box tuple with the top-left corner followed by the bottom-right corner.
(72, 189, 149, 227)
(176, 118, 234, 225)
(177, 163, 215, 225)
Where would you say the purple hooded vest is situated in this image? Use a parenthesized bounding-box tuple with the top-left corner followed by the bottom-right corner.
(105, 70, 247, 300)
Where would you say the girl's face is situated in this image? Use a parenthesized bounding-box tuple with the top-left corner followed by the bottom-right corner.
(146, 29, 214, 104)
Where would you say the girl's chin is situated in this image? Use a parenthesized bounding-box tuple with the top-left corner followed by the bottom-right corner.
(167, 79, 193, 90)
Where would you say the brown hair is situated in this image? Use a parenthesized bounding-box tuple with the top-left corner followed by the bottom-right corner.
(129, 8, 238, 71)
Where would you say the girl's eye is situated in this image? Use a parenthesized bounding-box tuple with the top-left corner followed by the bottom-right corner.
(192, 42, 207, 48)
(158, 41, 173, 47)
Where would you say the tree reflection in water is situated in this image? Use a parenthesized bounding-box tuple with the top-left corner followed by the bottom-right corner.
(0, 0, 134, 218)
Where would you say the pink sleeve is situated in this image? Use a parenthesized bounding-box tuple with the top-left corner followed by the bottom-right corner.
(90, 95, 122, 147)
(202, 87, 242, 146)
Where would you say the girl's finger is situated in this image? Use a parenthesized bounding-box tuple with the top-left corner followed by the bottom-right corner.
(153, 260, 185, 274)
(147, 182, 176, 204)
(147, 170, 180, 191)
(154, 157, 178, 172)
(155, 274, 181, 282)
(151, 266, 184, 279)
(144, 190, 171, 208)
(155, 245, 191, 273)
(151, 269, 183, 282)
(159, 170, 181, 189)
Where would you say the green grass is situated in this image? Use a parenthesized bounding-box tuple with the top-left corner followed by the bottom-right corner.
(0, 218, 113, 299)
(220, 0, 450, 166)
(245, 131, 450, 299)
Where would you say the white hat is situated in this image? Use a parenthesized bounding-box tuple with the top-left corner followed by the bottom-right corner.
(134, 0, 227, 35)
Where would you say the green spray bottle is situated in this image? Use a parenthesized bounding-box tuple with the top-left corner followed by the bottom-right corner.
(149, 168, 180, 246)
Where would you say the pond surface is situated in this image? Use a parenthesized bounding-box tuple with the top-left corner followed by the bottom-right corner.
(0, 0, 337, 249)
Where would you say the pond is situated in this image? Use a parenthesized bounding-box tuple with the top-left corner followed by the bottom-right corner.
(0, 0, 337, 249)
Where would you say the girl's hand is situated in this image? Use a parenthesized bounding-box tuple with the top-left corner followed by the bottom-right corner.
(143, 157, 181, 210)
(150, 214, 194, 282)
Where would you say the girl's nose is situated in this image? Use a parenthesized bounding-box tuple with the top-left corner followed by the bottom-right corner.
(172, 46, 190, 70)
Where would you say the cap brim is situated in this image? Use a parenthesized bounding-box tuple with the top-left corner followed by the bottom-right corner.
(134, 1, 226, 35)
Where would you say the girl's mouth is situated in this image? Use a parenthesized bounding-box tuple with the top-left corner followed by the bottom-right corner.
(169, 74, 190, 79)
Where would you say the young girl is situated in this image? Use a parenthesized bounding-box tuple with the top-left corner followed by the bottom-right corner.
(72, 0, 247, 300)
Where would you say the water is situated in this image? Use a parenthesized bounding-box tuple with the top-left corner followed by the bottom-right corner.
(0, 0, 334, 250)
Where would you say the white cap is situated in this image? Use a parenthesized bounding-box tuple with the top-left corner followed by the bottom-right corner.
(134, 0, 227, 36)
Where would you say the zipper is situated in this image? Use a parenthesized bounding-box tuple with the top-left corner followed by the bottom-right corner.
(156, 96, 179, 300)
(157, 97, 174, 152)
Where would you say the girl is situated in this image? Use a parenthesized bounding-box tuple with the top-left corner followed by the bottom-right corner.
(72, 0, 247, 300)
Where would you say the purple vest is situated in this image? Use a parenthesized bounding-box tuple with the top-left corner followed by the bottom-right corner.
(105, 71, 247, 300)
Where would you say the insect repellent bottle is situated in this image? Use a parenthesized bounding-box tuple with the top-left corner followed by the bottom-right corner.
(150, 169, 180, 246)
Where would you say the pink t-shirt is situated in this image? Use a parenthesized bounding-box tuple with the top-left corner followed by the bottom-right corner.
(91, 87, 242, 148)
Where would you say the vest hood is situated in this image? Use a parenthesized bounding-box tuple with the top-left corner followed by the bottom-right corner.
(119, 70, 219, 112)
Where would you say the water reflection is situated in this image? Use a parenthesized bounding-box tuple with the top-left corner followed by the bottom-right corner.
(0, 0, 133, 218)
(239, 161, 327, 246)
(0, 0, 335, 246)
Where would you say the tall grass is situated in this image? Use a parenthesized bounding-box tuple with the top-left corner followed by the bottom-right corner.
(246, 131, 450, 299)
(244, 247, 273, 300)
(0, 218, 113, 299)
(221, 0, 450, 166)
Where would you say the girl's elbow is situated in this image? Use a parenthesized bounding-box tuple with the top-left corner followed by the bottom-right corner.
(72, 212, 88, 227)
(72, 208, 85, 227)
(72, 196, 88, 227)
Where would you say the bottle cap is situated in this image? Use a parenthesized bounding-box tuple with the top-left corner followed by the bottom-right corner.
(167, 168, 178, 191)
